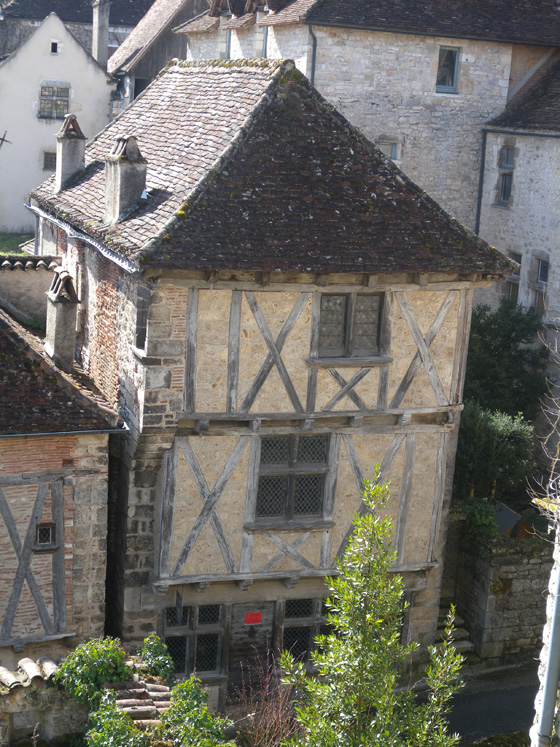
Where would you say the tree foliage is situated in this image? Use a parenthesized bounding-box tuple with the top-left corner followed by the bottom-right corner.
(86, 692, 150, 747)
(53, 637, 132, 707)
(155, 677, 235, 747)
(453, 401, 536, 504)
(281, 477, 463, 747)
(464, 299, 547, 420)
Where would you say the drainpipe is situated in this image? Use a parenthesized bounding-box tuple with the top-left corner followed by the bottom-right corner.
(308, 24, 317, 87)
(474, 129, 487, 236)
(533, 531, 560, 747)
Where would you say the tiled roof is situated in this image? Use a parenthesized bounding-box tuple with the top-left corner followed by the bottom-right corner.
(306, 0, 560, 47)
(1, 0, 154, 27)
(31, 59, 509, 277)
(0, 255, 59, 271)
(174, 0, 319, 32)
(488, 58, 560, 132)
(108, 0, 185, 74)
(0, 657, 58, 692)
(260, 0, 319, 26)
(0, 308, 121, 435)
(221, 13, 256, 30)
(174, 11, 219, 33)
(107, 679, 172, 729)
(0, 656, 170, 728)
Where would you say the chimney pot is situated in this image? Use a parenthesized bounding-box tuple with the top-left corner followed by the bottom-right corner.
(104, 135, 147, 224)
(54, 115, 86, 194)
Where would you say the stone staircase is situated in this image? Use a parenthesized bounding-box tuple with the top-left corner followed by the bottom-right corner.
(436, 602, 476, 657)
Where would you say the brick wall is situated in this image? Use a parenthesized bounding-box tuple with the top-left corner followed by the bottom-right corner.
(0, 434, 109, 669)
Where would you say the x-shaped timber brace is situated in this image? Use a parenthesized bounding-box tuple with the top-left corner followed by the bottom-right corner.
(157, 286, 471, 590)
(0, 478, 67, 644)
(185, 288, 469, 417)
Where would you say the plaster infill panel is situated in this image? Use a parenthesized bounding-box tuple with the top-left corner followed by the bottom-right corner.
(401, 431, 440, 564)
(195, 289, 230, 413)
(170, 436, 249, 577)
(238, 291, 310, 414)
(329, 433, 405, 565)
(315, 366, 379, 412)
(250, 529, 319, 573)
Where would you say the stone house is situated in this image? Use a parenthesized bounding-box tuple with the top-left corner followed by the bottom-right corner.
(107, 0, 207, 106)
(176, 0, 560, 233)
(0, 306, 122, 673)
(0, 12, 116, 232)
(476, 57, 560, 330)
(28, 59, 508, 704)
(0, 0, 153, 61)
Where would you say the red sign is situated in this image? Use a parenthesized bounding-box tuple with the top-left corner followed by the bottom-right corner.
(245, 611, 262, 625)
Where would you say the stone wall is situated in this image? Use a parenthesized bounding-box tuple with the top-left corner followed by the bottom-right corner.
(0, 259, 56, 327)
(455, 536, 553, 659)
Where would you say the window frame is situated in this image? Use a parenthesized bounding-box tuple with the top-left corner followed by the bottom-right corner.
(318, 292, 384, 359)
(33, 522, 57, 552)
(43, 151, 57, 171)
(38, 83, 70, 120)
(163, 602, 225, 678)
(495, 144, 515, 206)
(276, 598, 327, 663)
(254, 434, 330, 525)
(537, 259, 549, 286)
(376, 141, 398, 160)
(436, 46, 460, 94)
(505, 252, 521, 303)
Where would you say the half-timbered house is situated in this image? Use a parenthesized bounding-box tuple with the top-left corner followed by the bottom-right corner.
(28, 59, 509, 705)
(0, 307, 121, 671)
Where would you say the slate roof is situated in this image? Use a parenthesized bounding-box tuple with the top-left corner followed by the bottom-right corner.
(305, 0, 560, 47)
(31, 59, 509, 277)
(108, 0, 185, 74)
(1, 0, 154, 27)
(488, 57, 560, 132)
(0, 308, 121, 435)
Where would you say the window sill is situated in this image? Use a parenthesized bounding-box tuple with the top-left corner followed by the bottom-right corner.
(306, 356, 392, 368)
(32, 544, 59, 553)
(244, 520, 334, 533)
(434, 89, 458, 95)
(491, 202, 511, 210)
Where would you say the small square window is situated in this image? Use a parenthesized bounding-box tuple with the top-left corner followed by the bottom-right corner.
(318, 293, 382, 358)
(255, 435, 329, 523)
(51, 41, 58, 54)
(436, 47, 459, 93)
(376, 141, 398, 160)
(43, 151, 56, 171)
(34, 523, 56, 550)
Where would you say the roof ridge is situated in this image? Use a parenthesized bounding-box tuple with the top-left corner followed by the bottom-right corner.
(132, 58, 292, 267)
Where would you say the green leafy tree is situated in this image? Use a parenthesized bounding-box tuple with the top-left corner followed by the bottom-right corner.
(140, 632, 175, 682)
(281, 477, 463, 747)
(155, 677, 235, 747)
(53, 637, 132, 707)
(453, 401, 536, 505)
(86, 692, 149, 747)
(464, 299, 547, 420)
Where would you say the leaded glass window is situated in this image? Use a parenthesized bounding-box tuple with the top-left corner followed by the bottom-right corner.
(38, 84, 70, 119)
(164, 603, 224, 675)
(318, 293, 382, 357)
(255, 435, 329, 522)
(280, 598, 327, 662)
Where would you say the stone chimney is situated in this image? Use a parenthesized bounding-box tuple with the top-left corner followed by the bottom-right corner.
(44, 267, 80, 373)
(92, 0, 110, 69)
(104, 136, 147, 224)
(55, 115, 86, 194)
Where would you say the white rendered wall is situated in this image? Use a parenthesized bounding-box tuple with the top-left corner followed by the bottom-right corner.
(0, 13, 116, 232)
